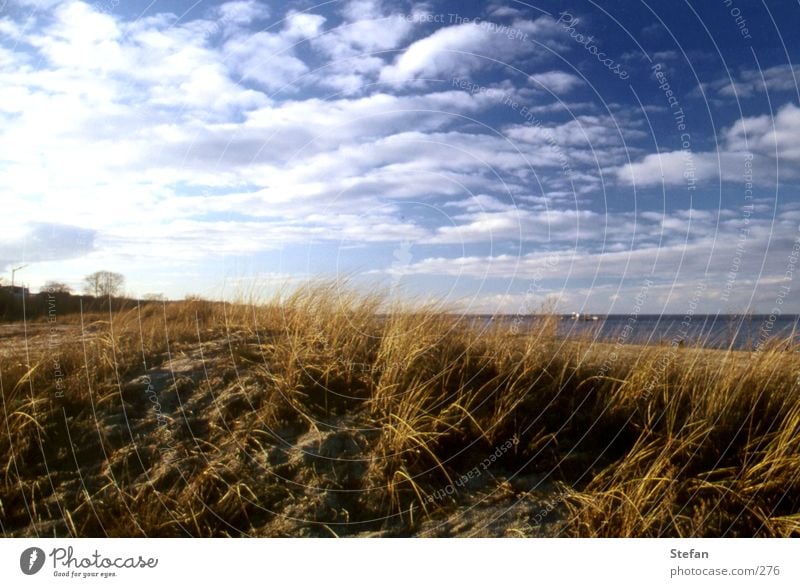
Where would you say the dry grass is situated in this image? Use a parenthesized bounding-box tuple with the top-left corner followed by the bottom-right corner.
(0, 283, 798, 537)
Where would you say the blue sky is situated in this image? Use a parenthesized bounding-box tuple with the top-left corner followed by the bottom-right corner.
(1, 0, 799, 313)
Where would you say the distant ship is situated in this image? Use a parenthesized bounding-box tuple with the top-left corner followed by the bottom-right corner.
(568, 312, 600, 321)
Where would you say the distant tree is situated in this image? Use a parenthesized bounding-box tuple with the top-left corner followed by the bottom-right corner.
(143, 293, 166, 301)
(43, 281, 72, 294)
(84, 271, 126, 297)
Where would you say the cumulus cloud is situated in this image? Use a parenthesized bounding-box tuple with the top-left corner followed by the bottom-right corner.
(724, 102, 800, 162)
(616, 150, 723, 187)
(617, 103, 800, 187)
(309, 1, 416, 95)
(2, 0, 797, 311)
(386, 204, 800, 313)
(223, 11, 327, 91)
(528, 70, 583, 93)
(216, 0, 270, 26)
(379, 17, 561, 86)
(702, 64, 800, 99)
(379, 23, 496, 85)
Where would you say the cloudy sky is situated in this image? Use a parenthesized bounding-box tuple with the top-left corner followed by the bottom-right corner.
(1, 0, 799, 313)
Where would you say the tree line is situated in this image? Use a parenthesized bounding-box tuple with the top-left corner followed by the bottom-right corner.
(0, 271, 150, 321)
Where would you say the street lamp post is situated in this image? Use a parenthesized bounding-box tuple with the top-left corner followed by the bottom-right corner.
(11, 264, 29, 288)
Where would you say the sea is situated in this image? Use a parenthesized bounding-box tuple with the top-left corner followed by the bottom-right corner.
(474, 314, 800, 351)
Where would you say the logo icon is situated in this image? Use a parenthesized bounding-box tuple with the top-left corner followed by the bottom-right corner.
(20, 547, 46, 575)
(390, 239, 414, 293)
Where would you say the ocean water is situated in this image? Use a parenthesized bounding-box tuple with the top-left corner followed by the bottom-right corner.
(477, 314, 800, 351)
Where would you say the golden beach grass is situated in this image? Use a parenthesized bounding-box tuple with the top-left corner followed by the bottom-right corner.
(1, 283, 798, 536)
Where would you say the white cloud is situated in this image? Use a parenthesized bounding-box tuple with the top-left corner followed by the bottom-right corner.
(2, 0, 797, 311)
(487, 5, 525, 18)
(379, 23, 492, 85)
(283, 11, 327, 40)
(652, 50, 678, 61)
(506, 113, 645, 148)
(529, 70, 583, 93)
(616, 150, 721, 186)
(703, 64, 800, 98)
(309, 2, 415, 95)
(216, 0, 270, 26)
(340, 0, 384, 21)
(28, 1, 123, 70)
(224, 30, 310, 91)
(379, 17, 560, 86)
(427, 208, 605, 244)
(724, 102, 800, 163)
(617, 103, 800, 187)
(398, 206, 795, 276)
(445, 194, 517, 212)
(222, 12, 326, 91)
